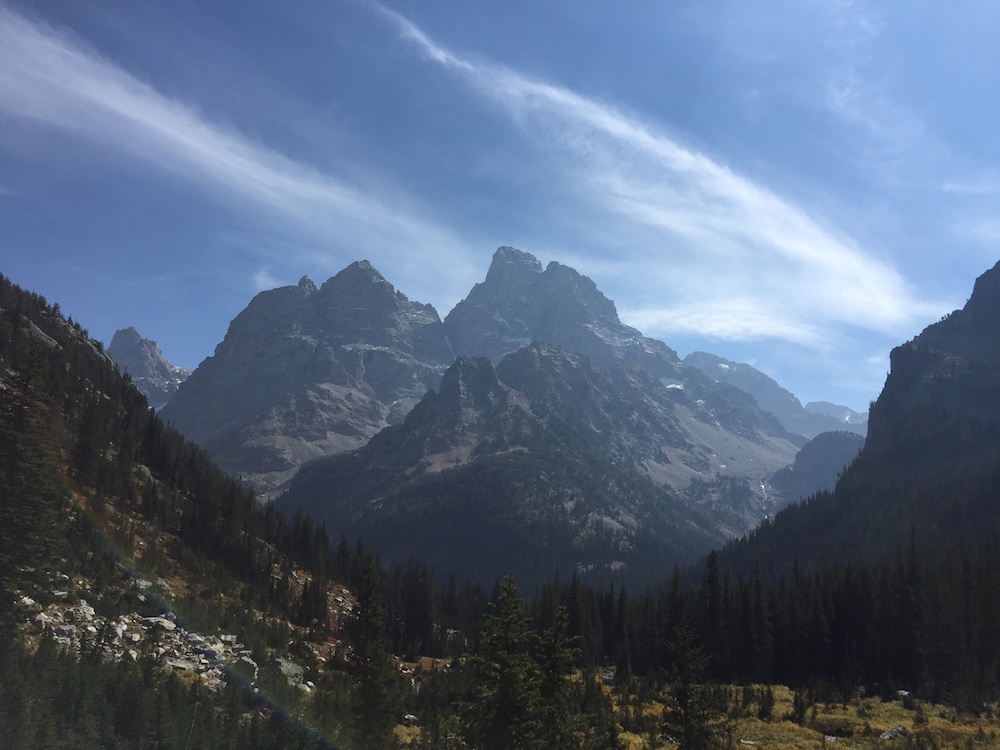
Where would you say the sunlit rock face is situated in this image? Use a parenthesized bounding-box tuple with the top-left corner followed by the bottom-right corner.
(161, 247, 805, 509)
(159, 264, 452, 498)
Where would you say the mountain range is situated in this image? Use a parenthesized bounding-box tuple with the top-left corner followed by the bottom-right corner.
(682, 351, 867, 439)
(146, 246, 877, 584)
(5, 248, 1000, 747)
(160, 248, 814, 505)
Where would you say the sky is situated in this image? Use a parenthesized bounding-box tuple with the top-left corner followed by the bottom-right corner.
(1, 1, 997, 412)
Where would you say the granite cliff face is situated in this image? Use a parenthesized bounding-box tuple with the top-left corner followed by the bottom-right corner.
(159, 263, 452, 496)
(279, 343, 791, 585)
(866, 259, 1000, 468)
(444, 247, 682, 380)
(108, 327, 190, 409)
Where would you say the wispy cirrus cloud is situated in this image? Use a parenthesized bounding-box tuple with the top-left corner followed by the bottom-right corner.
(377, 5, 945, 346)
(0, 6, 475, 303)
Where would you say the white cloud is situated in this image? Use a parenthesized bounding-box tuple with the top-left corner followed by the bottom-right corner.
(0, 6, 472, 304)
(377, 5, 943, 345)
(624, 298, 825, 348)
(252, 267, 280, 292)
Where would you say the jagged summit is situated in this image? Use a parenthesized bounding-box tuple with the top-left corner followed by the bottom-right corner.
(445, 246, 680, 379)
(297, 275, 317, 293)
(108, 326, 190, 409)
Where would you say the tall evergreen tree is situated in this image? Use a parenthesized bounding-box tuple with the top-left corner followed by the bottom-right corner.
(663, 622, 721, 750)
(535, 604, 582, 750)
(461, 573, 541, 750)
(350, 552, 398, 750)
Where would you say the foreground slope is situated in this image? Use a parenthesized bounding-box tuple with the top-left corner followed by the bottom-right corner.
(0, 271, 433, 749)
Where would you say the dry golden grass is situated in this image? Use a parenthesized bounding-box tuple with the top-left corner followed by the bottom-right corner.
(621, 684, 1000, 749)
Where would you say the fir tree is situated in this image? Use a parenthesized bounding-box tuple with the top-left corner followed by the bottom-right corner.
(663, 622, 721, 750)
(535, 604, 582, 750)
(350, 552, 398, 750)
(461, 573, 541, 750)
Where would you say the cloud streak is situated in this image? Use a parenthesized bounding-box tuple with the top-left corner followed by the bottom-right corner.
(0, 6, 472, 302)
(378, 5, 945, 345)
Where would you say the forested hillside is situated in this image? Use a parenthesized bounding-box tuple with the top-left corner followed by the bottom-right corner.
(0, 274, 620, 748)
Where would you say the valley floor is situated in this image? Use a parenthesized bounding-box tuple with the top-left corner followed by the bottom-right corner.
(614, 683, 1000, 750)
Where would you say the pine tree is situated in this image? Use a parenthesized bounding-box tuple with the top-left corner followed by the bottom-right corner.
(663, 622, 720, 750)
(535, 604, 582, 750)
(350, 552, 398, 750)
(461, 573, 541, 750)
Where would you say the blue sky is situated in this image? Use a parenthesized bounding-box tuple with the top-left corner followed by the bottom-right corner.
(1, 1, 997, 412)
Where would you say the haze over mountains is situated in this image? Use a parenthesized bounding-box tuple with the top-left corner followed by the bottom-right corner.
(682, 351, 868, 439)
(157, 248, 822, 501)
(142, 246, 873, 584)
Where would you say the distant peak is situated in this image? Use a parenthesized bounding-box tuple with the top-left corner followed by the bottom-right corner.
(490, 246, 543, 272)
(297, 276, 317, 294)
(340, 259, 387, 282)
(112, 326, 142, 342)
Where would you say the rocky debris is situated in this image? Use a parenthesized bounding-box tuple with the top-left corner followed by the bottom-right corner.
(267, 656, 305, 687)
(10, 572, 318, 695)
(880, 725, 908, 740)
(234, 656, 259, 682)
(19, 594, 248, 691)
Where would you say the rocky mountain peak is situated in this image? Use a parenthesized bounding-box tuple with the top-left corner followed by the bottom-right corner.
(444, 246, 680, 379)
(486, 246, 544, 285)
(108, 327, 190, 409)
(159, 262, 452, 497)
